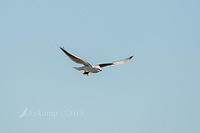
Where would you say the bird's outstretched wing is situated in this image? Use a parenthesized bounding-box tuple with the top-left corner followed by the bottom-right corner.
(60, 47, 92, 67)
(99, 56, 133, 68)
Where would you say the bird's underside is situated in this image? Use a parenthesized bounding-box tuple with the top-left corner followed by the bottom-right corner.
(60, 47, 133, 76)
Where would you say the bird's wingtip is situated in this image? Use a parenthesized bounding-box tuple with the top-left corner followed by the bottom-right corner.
(129, 56, 133, 59)
(59, 46, 65, 50)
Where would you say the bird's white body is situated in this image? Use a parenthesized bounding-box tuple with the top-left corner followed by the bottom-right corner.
(74, 66, 102, 73)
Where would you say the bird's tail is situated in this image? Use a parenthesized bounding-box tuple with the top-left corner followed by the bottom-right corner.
(73, 67, 83, 71)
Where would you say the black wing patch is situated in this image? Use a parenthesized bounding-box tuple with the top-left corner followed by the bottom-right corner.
(99, 63, 113, 68)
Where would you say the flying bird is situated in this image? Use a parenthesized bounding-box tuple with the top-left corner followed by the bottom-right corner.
(60, 47, 133, 76)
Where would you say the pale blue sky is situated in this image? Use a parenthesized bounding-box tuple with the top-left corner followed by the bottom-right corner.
(0, 0, 200, 133)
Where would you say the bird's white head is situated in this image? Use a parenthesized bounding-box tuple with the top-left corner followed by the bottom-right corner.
(93, 65, 102, 72)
